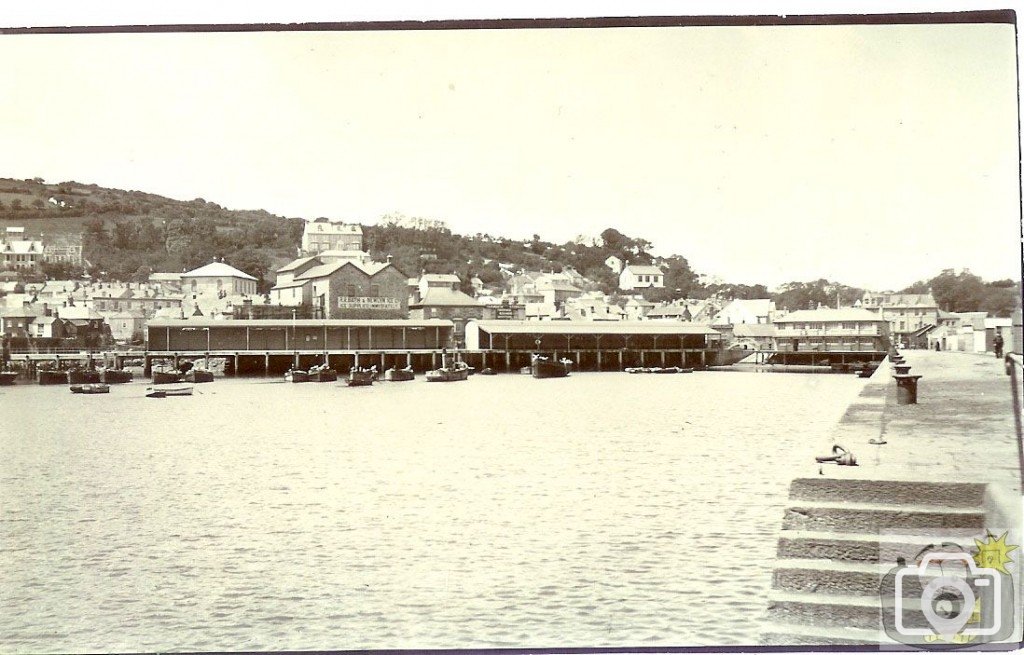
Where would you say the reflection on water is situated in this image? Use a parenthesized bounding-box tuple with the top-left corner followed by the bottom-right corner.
(0, 371, 863, 651)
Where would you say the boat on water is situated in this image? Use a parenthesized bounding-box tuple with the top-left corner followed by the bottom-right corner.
(146, 385, 193, 398)
(38, 369, 67, 385)
(184, 368, 215, 383)
(285, 367, 309, 383)
(520, 366, 532, 375)
(70, 383, 110, 394)
(308, 365, 338, 382)
(0, 371, 18, 386)
(68, 369, 102, 384)
(531, 354, 572, 379)
(479, 367, 497, 376)
(102, 369, 133, 384)
(426, 361, 470, 382)
(152, 364, 185, 384)
(384, 365, 415, 382)
(626, 366, 694, 374)
(347, 367, 376, 387)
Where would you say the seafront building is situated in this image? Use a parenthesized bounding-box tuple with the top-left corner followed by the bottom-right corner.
(773, 307, 891, 353)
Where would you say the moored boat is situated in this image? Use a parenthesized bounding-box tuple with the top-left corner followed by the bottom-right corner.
(146, 385, 193, 398)
(531, 354, 571, 379)
(520, 366, 532, 375)
(38, 370, 67, 385)
(0, 371, 18, 386)
(68, 369, 102, 384)
(426, 361, 470, 382)
(308, 365, 338, 382)
(383, 365, 415, 382)
(285, 368, 309, 383)
(70, 383, 110, 394)
(152, 364, 185, 384)
(185, 368, 215, 383)
(479, 367, 496, 376)
(102, 369, 133, 384)
(347, 367, 376, 386)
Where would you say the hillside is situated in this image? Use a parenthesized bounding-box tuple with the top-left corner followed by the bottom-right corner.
(0, 177, 1017, 315)
(0, 177, 304, 286)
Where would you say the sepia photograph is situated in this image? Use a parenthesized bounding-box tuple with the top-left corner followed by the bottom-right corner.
(0, 2, 1022, 652)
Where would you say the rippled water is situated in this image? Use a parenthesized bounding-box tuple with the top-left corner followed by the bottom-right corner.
(0, 371, 864, 652)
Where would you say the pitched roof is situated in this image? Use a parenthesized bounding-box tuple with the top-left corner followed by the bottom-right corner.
(421, 273, 461, 283)
(775, 308, 883, 323)
(733, 324, 777, 337)
(623, 265, 663, 275)
(863, 292, 937, 307)
(294, 260, 393, 280)
(1, 239, 43, 254)
(182, 262, 257, 281)
(276, 256, 319, 274)
(412, 287, 480, 308)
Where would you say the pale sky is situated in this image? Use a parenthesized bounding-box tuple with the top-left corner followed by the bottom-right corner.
(0, 16, 1020, 290)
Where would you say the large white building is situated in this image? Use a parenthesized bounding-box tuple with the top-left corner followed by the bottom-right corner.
(301, 218, 363, 255)
(181, 262, 258, 297)
(1, 227, 44, 270)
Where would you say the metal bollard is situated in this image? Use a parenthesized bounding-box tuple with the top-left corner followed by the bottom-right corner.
(893, 363, 912, 375)
(893, 373, 922, 405)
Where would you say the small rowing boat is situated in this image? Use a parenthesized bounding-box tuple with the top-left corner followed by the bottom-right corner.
(70, 383, 110, 394)
(146, 385, 194, 398)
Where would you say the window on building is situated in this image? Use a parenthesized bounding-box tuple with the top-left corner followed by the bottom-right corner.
(369, 284, 380, 297)
(346, 284, 357, 297)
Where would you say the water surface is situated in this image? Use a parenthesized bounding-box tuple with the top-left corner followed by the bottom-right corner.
(0, 371, 864, 651)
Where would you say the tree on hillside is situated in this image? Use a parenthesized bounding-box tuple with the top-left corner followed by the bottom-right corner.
(772, 280, 862, 310)
(929, 269, 987, 313)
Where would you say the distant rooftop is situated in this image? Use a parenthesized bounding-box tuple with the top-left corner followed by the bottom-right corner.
(775, 308, 884, 323)
(182, 262, 257, 281)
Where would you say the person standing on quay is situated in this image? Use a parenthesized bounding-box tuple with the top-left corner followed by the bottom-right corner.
(994, 333, 1004, 358)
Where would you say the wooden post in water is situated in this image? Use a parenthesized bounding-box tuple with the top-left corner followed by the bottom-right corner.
(264, 352, 270, 375)
(234, 353, 240, 376)
(618, 350, 623, 370)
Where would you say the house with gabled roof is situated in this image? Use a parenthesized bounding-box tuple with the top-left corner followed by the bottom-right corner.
(619, 264, 664, 291)
(182, 261, 258, 296)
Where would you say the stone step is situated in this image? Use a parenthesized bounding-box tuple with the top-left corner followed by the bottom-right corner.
(766, 590, 934, 631)
(782, 500, 986, 532)
(789, 477, 987, 508)
(760, 621, 892, 646)
(777, 529, 979, 563)
(772, 558, 886, 595)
